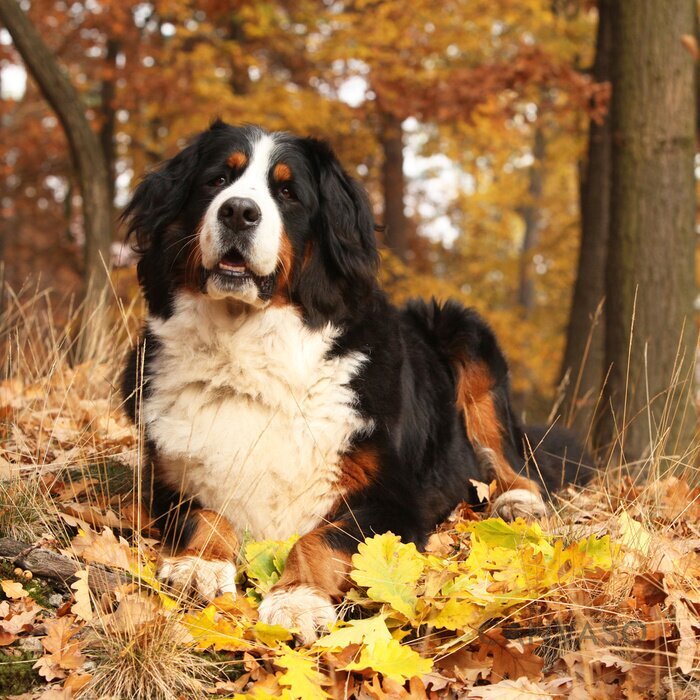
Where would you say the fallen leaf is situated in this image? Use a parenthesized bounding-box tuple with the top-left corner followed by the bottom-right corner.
(1, 580, 28, 599)
(70, 526, 134, 570)
(470, 479, 491, 503)
(351, 533, 425, 621)
(276, 647, 330, 700)
(70, 569, 93, 622)
(343, 638, 433, 683)
(476, 629, 543, 682)
(469, 676, 555, 699)
(34, 615, 85, 681)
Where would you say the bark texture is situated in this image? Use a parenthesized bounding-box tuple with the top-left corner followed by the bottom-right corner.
(559, 0, 613, 432)
(517, 125, 546, 317)
(380, 111, 409, 261)
(597, 0, 697, 460)
(0, 0, 112, 296)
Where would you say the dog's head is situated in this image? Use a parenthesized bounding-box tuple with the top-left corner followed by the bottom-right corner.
(123, 121, 379, 324)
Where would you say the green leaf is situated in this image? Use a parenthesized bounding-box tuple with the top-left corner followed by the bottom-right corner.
(243, 536, 299, 595)
(465, 518, 553, 556)
(351, 533, 425, 621)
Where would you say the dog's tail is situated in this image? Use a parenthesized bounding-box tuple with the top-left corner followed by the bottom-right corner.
(404, 298, 539, 496)
(405, 298, 593, 497)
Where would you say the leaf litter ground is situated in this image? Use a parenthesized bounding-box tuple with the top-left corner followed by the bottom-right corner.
(1, 302, 700, 699)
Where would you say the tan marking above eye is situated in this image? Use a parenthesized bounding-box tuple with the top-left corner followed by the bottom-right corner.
(226, 151, 247, 169)
(274, 163, 292, 182)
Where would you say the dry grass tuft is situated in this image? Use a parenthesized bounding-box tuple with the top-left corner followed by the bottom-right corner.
(83, 605, 216, 700)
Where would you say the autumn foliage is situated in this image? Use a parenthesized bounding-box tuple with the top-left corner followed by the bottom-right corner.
(0, 0, 606, 411)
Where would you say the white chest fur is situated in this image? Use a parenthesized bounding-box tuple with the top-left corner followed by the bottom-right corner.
(143, 295, 370, 540)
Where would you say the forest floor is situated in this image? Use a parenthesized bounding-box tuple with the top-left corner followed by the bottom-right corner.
(1, 289, 700, 700)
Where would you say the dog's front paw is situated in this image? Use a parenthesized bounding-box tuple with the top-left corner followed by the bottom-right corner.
(258, 585, 336, 645)
(491, 488, 547, 521)
(157, 555, 237, 601)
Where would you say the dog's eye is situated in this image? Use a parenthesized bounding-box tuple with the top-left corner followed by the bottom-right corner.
(209, 176, 227, 188)
(279, 185, 296, 201)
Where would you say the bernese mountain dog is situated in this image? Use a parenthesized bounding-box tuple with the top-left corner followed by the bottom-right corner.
(121, 120, 590, 643)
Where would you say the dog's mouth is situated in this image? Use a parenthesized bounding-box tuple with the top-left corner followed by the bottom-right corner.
(216, 248, 250, 278)
(204, 246, 277, 300)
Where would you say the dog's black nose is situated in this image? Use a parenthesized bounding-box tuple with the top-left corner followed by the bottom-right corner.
(218, 197, 261, 232)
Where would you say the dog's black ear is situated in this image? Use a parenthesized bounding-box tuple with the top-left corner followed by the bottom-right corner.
(121, 137, 202, 255)
(309, 139, 379, 293)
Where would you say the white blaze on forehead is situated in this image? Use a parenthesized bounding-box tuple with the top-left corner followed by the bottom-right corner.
(199, 134, 283, 276)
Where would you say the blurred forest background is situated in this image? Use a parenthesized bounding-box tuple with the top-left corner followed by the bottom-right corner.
(0, 0, 698, 461)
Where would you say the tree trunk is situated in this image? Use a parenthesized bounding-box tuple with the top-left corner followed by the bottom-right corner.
(99, 38, 119, 210)
(559, 0, 613, 432)
(0, 0, 112, 303)
(517, 125, 546, 316)
(380, 111, 409, 261)
(596, 0, 697, 462)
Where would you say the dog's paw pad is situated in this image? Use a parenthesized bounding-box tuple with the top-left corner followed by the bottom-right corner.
(258, 585, 336, 645)
(157, 555, 237, 601)
(491, 489, 547, 521)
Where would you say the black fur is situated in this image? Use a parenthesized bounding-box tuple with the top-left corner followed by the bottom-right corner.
(121, 121, 589, 557)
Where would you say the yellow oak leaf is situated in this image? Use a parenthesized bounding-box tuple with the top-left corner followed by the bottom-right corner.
(1, 579, 28, 599)
(252, 621, 293, 646)
(183, 603, 252, 651)
(313, 613, 392, 651)
(343, 637, 433, 683)
(350, 533, 425, 621)
(276, 648, 330, 700)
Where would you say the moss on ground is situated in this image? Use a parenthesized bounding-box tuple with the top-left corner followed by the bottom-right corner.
(0, 561, 57, 608)
(0, 649, 40, 696)
(67, 458, 135, 498)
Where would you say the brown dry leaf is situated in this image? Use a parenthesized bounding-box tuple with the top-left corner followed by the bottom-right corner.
(34, 615, 86, 681)
(436, 647, 492, 683)
(0, 630, 16, 646)
(60, 502, 127, 531)
(629, 573, 665, 608)
(666, 590, 700, 674)
(359, 673, 408, 699)
(70, 526, 134, 570)
(100, 593, 160, 635)
(0, 598, 41, 634)
(64, 672, 93, 694)
(70, 569, 93, 622)
(1, 579, 28, 599)
(425, 531, 454, 556)
(468, 676, 557, 699)
(476, 630, 544, 682)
